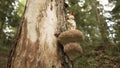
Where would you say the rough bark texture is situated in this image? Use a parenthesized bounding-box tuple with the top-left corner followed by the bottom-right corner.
(8, 0, 72, 68)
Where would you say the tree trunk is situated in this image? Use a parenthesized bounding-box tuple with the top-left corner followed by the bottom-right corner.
(8, 0, 72, 68)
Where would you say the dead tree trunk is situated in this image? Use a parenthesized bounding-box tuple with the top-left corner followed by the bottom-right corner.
(7, 0, 72, 68)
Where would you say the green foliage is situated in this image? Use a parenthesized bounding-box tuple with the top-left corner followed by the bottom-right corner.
(111, 0, 120, 46)
(0, 0, 25, 47)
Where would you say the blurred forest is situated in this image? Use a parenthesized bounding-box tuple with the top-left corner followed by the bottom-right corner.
(0, 0, 120, 68)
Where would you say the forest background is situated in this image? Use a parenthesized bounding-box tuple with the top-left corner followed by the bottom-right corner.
(0, 0, 120, 68)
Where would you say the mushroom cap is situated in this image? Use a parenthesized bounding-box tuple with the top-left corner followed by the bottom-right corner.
(64, 43, 83, 60)
(58, 30, 84, 45)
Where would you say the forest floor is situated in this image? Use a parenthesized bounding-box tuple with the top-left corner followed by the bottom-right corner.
(73, 45, 120, 68)
(0, 45, 120, 68)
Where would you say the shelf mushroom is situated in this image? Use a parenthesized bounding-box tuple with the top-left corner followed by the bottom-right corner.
(58, 30, 84, 60)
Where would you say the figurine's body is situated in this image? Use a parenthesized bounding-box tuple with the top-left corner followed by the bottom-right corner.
(67, 13, 76, 30)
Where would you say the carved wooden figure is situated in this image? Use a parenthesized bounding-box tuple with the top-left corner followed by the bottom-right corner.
(67, 13, 76, 30)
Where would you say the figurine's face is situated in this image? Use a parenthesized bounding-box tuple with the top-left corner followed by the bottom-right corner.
(68, 14, 74, 20)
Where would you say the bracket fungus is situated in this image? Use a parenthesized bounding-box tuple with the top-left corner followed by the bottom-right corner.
(64, 43, 83, 60)
(58, 30, 84, 60)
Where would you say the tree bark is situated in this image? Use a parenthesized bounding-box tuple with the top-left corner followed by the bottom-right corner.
(8, 0, 72, 68)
